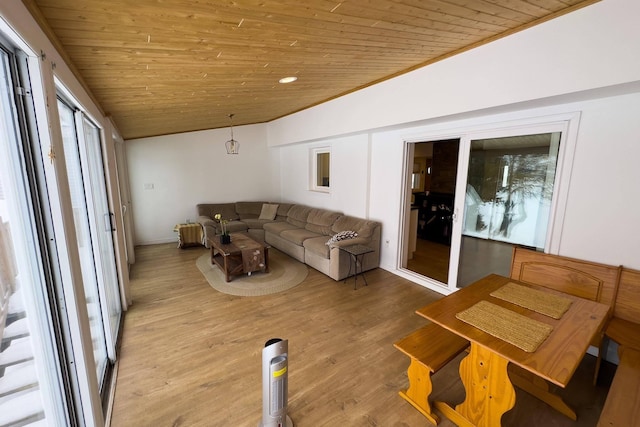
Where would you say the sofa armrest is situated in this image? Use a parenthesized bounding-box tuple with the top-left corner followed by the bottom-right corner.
(197, 215, 219, 248)
(196, 215, 216, 227)
(328, 237, 371, 248)
(328, 229, 380, 280)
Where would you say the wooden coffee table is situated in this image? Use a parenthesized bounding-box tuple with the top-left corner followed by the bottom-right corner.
(208, 233, 270, 282)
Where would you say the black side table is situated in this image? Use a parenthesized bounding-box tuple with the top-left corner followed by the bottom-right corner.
(340, 244, 375, 290)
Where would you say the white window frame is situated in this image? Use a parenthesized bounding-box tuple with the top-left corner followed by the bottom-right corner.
(310, 146, 331, 193)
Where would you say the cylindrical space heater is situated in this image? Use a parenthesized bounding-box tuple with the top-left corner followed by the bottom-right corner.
(258, 338, 293, 427)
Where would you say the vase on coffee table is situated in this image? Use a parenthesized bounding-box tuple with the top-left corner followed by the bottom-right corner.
(220, 234, 231, 244)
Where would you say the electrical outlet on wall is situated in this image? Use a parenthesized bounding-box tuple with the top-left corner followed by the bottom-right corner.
(144, 183, 154, 190)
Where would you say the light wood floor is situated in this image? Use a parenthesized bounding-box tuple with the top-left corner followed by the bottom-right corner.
(111, 243, 614, 427)
(406, 236, 514, 287)
(406, 238, 450, 283)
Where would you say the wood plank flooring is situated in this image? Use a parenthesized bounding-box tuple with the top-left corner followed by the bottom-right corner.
(110, 243, 614, 427)
(406, 238, 450, 283)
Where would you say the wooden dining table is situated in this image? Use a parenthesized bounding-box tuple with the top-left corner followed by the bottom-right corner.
(416, 274, 610, 427)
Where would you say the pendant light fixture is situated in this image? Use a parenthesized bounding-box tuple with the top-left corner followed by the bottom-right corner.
(225, 113, 239, 154)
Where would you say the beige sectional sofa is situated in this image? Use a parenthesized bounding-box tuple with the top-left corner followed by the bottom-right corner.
(196, 201, 381, 281)
(197, 201, 293, 243)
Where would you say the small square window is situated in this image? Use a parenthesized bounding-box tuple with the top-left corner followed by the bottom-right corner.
(311, 147, 330, 192)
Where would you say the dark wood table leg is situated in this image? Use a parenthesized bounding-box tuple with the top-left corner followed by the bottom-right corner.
(223, 255, 231, 282)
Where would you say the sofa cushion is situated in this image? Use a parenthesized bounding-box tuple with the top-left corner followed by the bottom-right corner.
(280, 228, 322, 246)
(264, 221, 299, 235)
(305, 208, 342, 235)
(286, 205, 312, 228)
(236, 201, 266, 219)
(259, 203, 279, 220)
(303, 235, 331, 259)
(209, 219, 247, 235)
(332, 215, 377, 238)
(224, 220, 248, 233)
(276, 203, 294, 220)
(197, 203, 238, 220)
(242, 218, 273, 230)
(205, 203, 239, 221)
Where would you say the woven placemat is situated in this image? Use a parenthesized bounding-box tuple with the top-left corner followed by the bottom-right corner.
(490, 282, 573, 319)
(456, 300, 553, 352)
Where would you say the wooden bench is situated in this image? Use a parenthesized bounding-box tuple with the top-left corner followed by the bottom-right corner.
(597, 346, 640, 426)
(596, 267, 640, 426)
(510, 247, 621, 384)
(605, 267, 640, 351)
(394, 323, 469, 425)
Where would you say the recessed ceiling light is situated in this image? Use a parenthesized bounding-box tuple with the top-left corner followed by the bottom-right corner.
(279, 76, 297, 84)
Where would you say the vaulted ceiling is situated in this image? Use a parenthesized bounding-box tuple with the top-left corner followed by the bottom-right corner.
(23, 0, 597, 139)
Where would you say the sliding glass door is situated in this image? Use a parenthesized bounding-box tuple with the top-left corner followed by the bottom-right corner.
(78, 113, 121, 357)
(0, 41, 71, 426)
(403, 117, 575, 292)
(455, 132, 561, 287)
(2, 19, 126, 423)
(57, 99, 121, 389)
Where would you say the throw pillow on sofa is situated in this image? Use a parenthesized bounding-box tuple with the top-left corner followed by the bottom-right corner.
(326, 230, 358, 246)
(259, 203, 279, 220)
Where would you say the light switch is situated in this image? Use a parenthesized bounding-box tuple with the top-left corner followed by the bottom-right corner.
(144, 183, 154, 190)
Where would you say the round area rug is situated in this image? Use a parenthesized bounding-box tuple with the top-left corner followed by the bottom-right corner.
(195, 248, 308, 296)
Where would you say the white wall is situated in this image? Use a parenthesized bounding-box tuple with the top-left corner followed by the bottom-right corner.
(278, 134, 371, 217)
(558, 92, 640, 267)
(126, 124, 280, 244)
(365, 95, 640, 276)
(128, 129, 374, 245)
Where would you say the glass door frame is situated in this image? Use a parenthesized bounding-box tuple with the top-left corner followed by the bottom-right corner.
(1, 38, 75, 427)
(55, 94, 123, 395)
(1, 28, 104, 425)
(400, 112, 581, 294)
(74, 111, 121, 362)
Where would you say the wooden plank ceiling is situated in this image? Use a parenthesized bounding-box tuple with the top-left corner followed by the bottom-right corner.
(24, 0, 597, 140)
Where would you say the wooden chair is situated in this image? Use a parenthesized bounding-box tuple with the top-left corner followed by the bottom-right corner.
(510, 247, 621, 385)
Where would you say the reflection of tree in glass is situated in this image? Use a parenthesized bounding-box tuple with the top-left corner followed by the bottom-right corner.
(496, 153, 554, 237)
